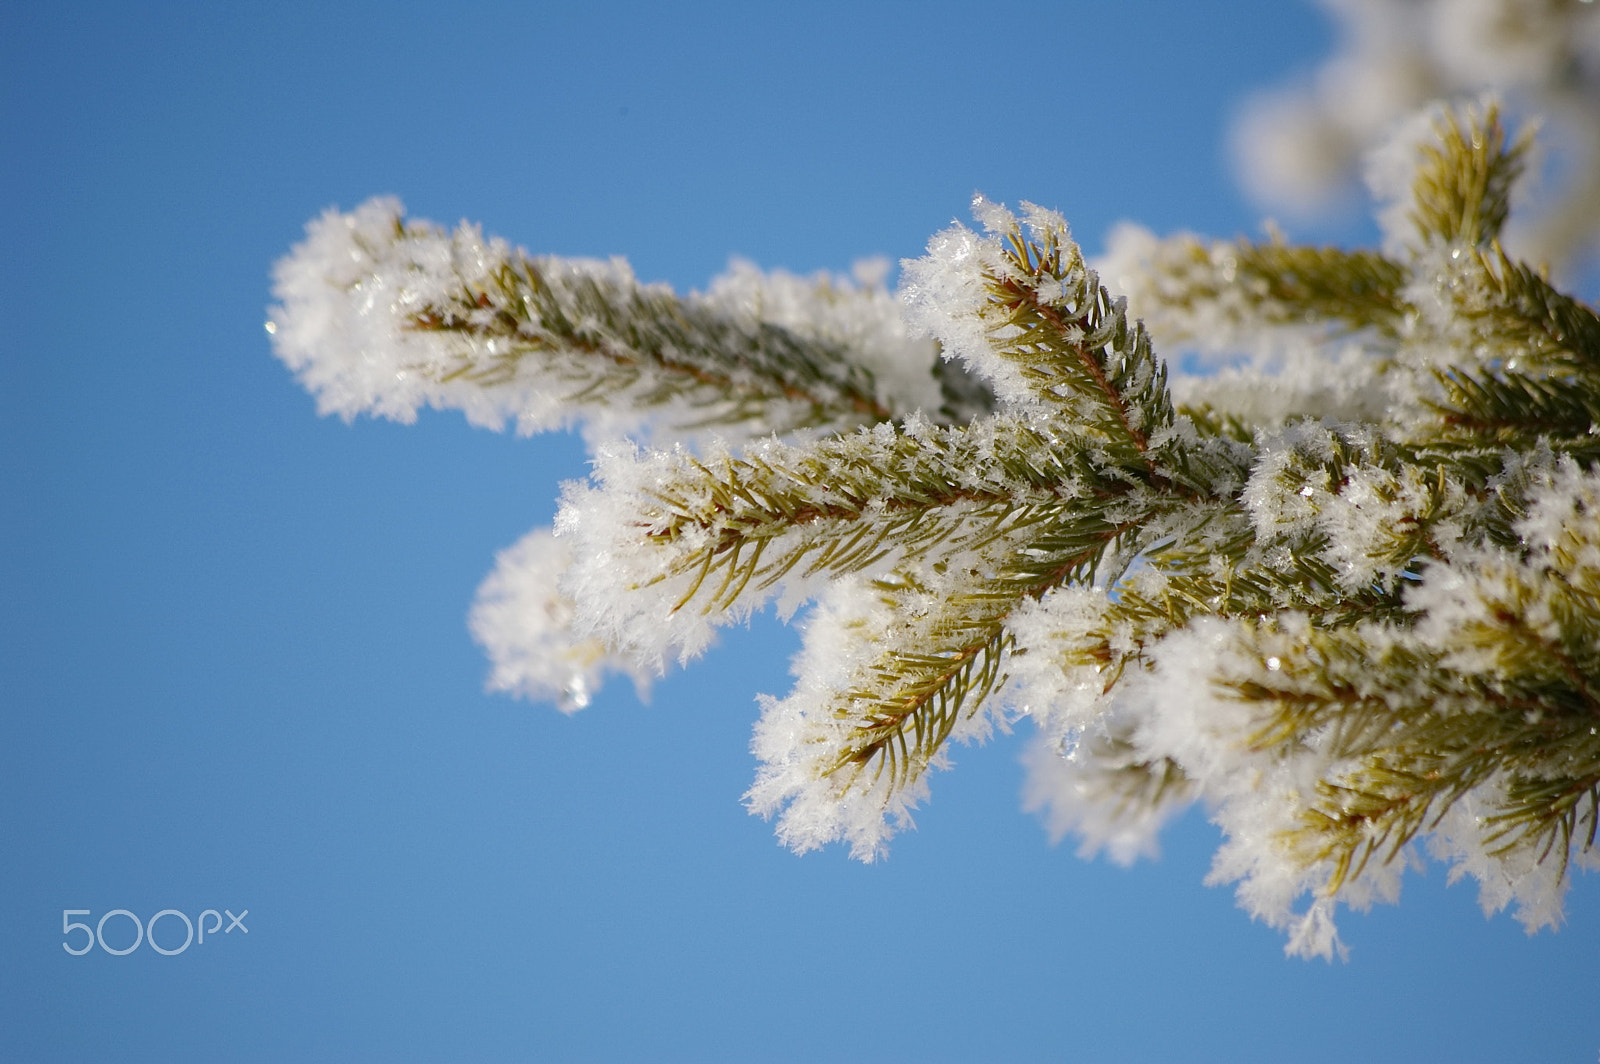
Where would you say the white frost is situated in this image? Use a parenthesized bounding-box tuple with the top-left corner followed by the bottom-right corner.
(469, 528, 652, 711)
(268, 197, 528, 430)
(270, 197, 937, 446)
(745, 578, 933, 861)
(701, 257, 944, 419)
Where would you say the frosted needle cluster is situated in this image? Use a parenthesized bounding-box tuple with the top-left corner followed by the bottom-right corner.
(271, 102, 1598, 959)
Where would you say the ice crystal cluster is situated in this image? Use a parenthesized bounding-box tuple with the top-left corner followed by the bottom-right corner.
(270, 104, 1599, 959)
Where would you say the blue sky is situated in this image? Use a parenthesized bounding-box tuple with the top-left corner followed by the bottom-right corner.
(4, 2, 1598, 1061)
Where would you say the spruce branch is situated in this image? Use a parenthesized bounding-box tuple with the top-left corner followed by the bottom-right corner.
(276, 98, 1600, 956)
(749, 480, 1178, 842)
(1426, 365, 1600, 449)
(982, 215, 1175, 467)
(1223, 621, 1600, 895)
(822, 575, 1015, 795)
(1116, 234, 1409, 345)
(1424, 243, 1600, 377)
(1401, 101, 1529, 251)
(579, 415, 1117, 618)
(903, 203, 1181, 459)
(270, 197, 974, 443)
(405, 250, 896, 431)
(569, 406, 1207, 809)
(611, 203, 1248, 837)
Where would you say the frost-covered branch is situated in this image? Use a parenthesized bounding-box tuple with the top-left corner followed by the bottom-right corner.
(275, 101, 1600, 960)
(269, 197, 987, 444)
(1015, 105, 1600, 957)
(554, 203, 1245, 854)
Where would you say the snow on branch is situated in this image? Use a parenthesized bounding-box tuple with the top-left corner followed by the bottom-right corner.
(275, 101, 1600, 959)
(268, 197, 973, 445)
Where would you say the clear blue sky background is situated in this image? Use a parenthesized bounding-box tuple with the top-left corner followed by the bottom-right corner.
(4, 3, 1597, 1061)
